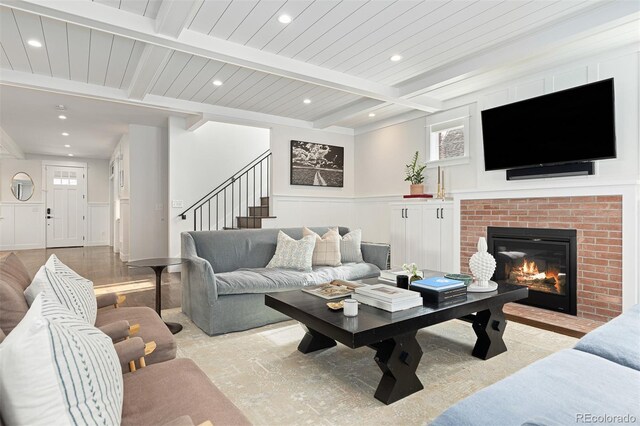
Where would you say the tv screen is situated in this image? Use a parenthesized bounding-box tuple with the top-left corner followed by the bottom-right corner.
(481, 78, 616, 171)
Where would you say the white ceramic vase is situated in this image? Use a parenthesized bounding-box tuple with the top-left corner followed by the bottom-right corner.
(469, 237, 497, 291)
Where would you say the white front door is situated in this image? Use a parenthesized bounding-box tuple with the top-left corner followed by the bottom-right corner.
(46, 165, 86, 248)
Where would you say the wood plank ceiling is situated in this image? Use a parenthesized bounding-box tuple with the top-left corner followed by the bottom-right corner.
(0, 0, 627, 130)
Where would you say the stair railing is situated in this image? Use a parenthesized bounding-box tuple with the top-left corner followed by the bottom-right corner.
(178, 150, 271, 231)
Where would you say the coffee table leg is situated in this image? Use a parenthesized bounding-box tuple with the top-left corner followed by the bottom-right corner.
(472, 304, 507, 360)
(370, 331, 424, 405)
(297, 326, 337, 354)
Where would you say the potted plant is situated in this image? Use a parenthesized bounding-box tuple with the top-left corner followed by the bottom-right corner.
(405, 151, 426, 195)
(402, 263, 423, 283)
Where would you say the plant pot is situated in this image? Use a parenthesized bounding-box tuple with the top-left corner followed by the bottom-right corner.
(410, 184, 424, 195)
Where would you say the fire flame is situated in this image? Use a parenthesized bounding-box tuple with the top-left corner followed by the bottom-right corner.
(517, 259, 560, 287)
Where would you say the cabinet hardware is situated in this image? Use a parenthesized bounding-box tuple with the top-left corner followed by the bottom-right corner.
(401, 208, 404, 219)
(405, 208, 408, 218)
(436, 208, 440, 219)
(440, 208, 444, 219)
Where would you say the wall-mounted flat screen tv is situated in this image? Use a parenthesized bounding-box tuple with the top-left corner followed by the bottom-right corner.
(481, 78, 616, 171)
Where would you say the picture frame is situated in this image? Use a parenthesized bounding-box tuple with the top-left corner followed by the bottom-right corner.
(290, 140, 344, 188)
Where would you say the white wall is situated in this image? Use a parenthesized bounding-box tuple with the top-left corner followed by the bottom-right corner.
(266, 124, 356, 230)
(128, 124, 168, 261)
(168, 118, 270, 258)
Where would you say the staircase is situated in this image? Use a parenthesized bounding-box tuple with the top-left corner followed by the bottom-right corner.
(233, 196, 275, 229)
(179, 150, 275, 231)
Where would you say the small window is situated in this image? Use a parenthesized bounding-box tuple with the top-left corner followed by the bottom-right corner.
(426, 104, 473, 166)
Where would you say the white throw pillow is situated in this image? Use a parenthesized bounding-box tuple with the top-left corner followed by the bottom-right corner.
(266, 231, 316, 272)
(24, 265, 97, 325)
(45, 254, 92, 283)
(303, 227, 342, 267)
(340, 229, 364, 263)
(0, 293, 123, 426)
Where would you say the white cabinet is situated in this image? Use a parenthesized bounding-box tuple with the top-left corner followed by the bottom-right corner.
(390, 204, 425, 268)
(422, 203, 453, 272)
(390, 201, 453, 272)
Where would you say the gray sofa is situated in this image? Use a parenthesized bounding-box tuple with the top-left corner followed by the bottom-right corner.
(431, 304, 640, 425)
(181, 226, 390, 336)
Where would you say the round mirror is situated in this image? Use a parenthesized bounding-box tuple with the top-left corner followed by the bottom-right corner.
(10, 172, 34, 201)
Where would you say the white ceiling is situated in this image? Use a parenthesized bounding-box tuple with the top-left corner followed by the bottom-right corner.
(0, 0, 638, 158)
(0, 84, 192, 158)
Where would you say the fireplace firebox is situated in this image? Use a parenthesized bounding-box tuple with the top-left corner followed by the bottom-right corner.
(487, 227, 577, 315)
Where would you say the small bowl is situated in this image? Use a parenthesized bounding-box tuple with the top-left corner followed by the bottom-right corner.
(444, 273, 473, 286)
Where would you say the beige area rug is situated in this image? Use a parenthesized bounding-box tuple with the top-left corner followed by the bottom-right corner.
(162, 308, 577, 425)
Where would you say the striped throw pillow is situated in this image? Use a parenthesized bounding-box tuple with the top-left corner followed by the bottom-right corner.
(266, 231, 316, 272)
(0, 293, 123, 426)
(24, 265, 97, 325)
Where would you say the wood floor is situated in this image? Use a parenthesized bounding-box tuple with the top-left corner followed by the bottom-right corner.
(3, 246, 182, 311)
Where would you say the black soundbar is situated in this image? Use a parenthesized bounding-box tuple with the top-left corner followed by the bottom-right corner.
(506, 162, 594, 180)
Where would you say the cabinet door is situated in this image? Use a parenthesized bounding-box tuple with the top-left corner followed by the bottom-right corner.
(389, 205, 406, 269)
(439, 205, 454, 273)
(404, 205, 425, 267)
(0, 205, 15, 249)
(422, 205, 441, 271)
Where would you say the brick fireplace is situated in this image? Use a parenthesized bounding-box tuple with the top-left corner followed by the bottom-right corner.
(460, 196, 622, 323)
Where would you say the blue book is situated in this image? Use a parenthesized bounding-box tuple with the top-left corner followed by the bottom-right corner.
(411, 277, 465, 292)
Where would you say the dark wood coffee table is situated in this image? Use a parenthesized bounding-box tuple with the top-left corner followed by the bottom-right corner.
(265, 283, 528, 404)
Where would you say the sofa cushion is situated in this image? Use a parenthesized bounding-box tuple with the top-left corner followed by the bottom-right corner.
(25, 266, 98, 325)
(0, 293, 123, 426)
(96, 306, 177, 366)
(122, 358, 250, 426)
(187, 226, 349, 273)
(574, 304, 640, 371)
(0, 253, 31, 334)
(266, 231, 316, 272)
(216, 263, 381, 295)
(303, 227, 341, 266)
(431, 349, 640, 426)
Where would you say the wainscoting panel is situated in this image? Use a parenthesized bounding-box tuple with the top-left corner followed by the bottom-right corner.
(87, 202, 110, 246)
(0, 203, 45, 250)
(266, 195, 356, 230)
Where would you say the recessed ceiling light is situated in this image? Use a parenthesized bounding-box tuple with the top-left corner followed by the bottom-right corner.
(61, 132, 69, 136)
(64, 144, 71, 148)
(27, 39, 42, 48)
(278, 14, 292, 24)
(303, 99, 311, 104)
(212, 80, 223, 86)
(390, 54, 403, 62)
(369, 113, 376, 117)
(58, 115, 67, 120)
(67, 153, 74, 157)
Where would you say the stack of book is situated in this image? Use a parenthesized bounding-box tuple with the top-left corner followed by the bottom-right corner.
(410, 277, 467, 304)
(353, 284, 423, 312)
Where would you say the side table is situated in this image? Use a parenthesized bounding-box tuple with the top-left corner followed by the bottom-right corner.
(127, 257, 188, 334)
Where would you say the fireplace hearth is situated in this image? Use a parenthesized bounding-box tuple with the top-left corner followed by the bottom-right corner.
(487, 227, 577, 315)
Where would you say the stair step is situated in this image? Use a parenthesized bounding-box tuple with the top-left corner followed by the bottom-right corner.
(260, 196, 269, 207)
(236, 216, 276, 229)
(249, 206, 270, 217)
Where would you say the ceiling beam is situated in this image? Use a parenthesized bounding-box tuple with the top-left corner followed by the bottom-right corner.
(2, 0, 442, 113)
(155, 0, 201, 38)
(127, 44, 172, 100)
(127, 0, 200, 100)
(313, 99, 384, 129)
(0, 69, 354, 135)
(0, 125, 25, 159)
(397, 0, 640, 98)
